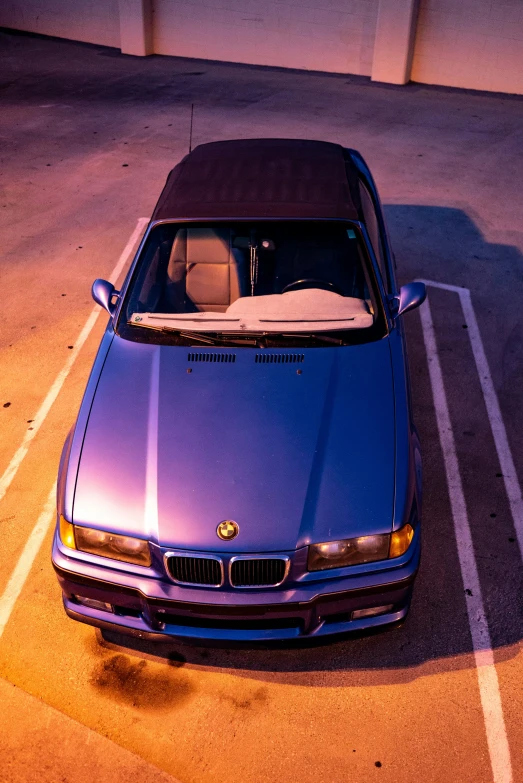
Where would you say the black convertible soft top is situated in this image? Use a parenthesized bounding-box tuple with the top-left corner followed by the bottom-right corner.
(151, 138, 362, 221)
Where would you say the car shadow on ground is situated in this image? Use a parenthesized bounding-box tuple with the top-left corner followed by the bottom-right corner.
(100, 206, 523, 687)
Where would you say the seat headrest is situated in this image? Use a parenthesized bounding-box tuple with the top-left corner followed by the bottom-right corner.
(186, 228, 232, 265)
(166, 227, 247, 311)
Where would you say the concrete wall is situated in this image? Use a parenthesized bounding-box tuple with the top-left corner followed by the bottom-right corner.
(153, 0, 379, 75)
(411, 0, 523, 95)
(0, 0, 522, 95)
(0, 0, 120, 48)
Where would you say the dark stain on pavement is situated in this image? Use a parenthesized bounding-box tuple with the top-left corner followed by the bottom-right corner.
(90, 653, 194, 710)
(167, 650, 187, 668)
(218, 685, 269, 711)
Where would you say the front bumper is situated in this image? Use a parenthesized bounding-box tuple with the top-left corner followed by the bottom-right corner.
(52, 533, 420, 643)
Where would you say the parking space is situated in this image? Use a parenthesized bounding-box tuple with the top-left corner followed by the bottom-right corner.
(1, 29, 522, 783)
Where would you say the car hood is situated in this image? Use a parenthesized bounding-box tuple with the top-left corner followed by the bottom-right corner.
(73, 336, 395, 553)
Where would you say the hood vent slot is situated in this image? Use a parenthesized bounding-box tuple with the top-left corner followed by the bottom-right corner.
(255, 353, 304, 364)
(188, 352, 236, 363)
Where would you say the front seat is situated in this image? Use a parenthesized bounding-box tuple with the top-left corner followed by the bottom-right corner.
(165, 228, 247, 312)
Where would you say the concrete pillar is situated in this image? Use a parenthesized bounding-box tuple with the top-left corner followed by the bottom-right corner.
(118, 0, 153, 56)
(371, 0, 419, 85)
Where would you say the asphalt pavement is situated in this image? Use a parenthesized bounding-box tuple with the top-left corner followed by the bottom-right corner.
(0, 28, 522, 783)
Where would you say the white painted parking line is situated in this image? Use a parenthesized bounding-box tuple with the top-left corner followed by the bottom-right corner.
(0, 219, 148, 639)
(419, 293, 513, 783)
(418, 279, 523, 561)
(0, 218, 148, 505)
(0, 483, 56, 638)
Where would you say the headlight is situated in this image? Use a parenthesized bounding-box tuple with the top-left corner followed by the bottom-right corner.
(59, 516, 151, 567)
(307, 523, 414, 572)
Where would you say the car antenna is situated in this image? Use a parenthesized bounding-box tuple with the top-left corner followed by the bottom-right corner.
(188, 103, 194, 153)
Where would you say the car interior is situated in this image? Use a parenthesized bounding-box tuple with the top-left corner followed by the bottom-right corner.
(127, 223, 372, 318)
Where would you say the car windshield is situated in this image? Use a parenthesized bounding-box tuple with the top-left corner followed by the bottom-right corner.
(118, 221, 386, 347)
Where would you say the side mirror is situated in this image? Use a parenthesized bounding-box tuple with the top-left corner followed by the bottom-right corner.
(92, 279, 119, 315)
(393, 282, 427, 317)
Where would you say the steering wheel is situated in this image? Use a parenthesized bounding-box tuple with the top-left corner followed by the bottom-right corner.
(281, 278, 343, 295)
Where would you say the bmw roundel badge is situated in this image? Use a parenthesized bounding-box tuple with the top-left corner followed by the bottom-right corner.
(217, 520, 239, 541)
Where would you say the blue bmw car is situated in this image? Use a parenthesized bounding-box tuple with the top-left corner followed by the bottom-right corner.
(52, 139, 425, 642)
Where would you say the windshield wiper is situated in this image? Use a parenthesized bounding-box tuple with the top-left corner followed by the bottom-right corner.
(166, 329, 267, 347)
(175, 330, 260, 346)
(175, 330, 221, 345)
(280, 333, 345, 345)
(128, 321, 344, 346)
(129, 322, 253, 345)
